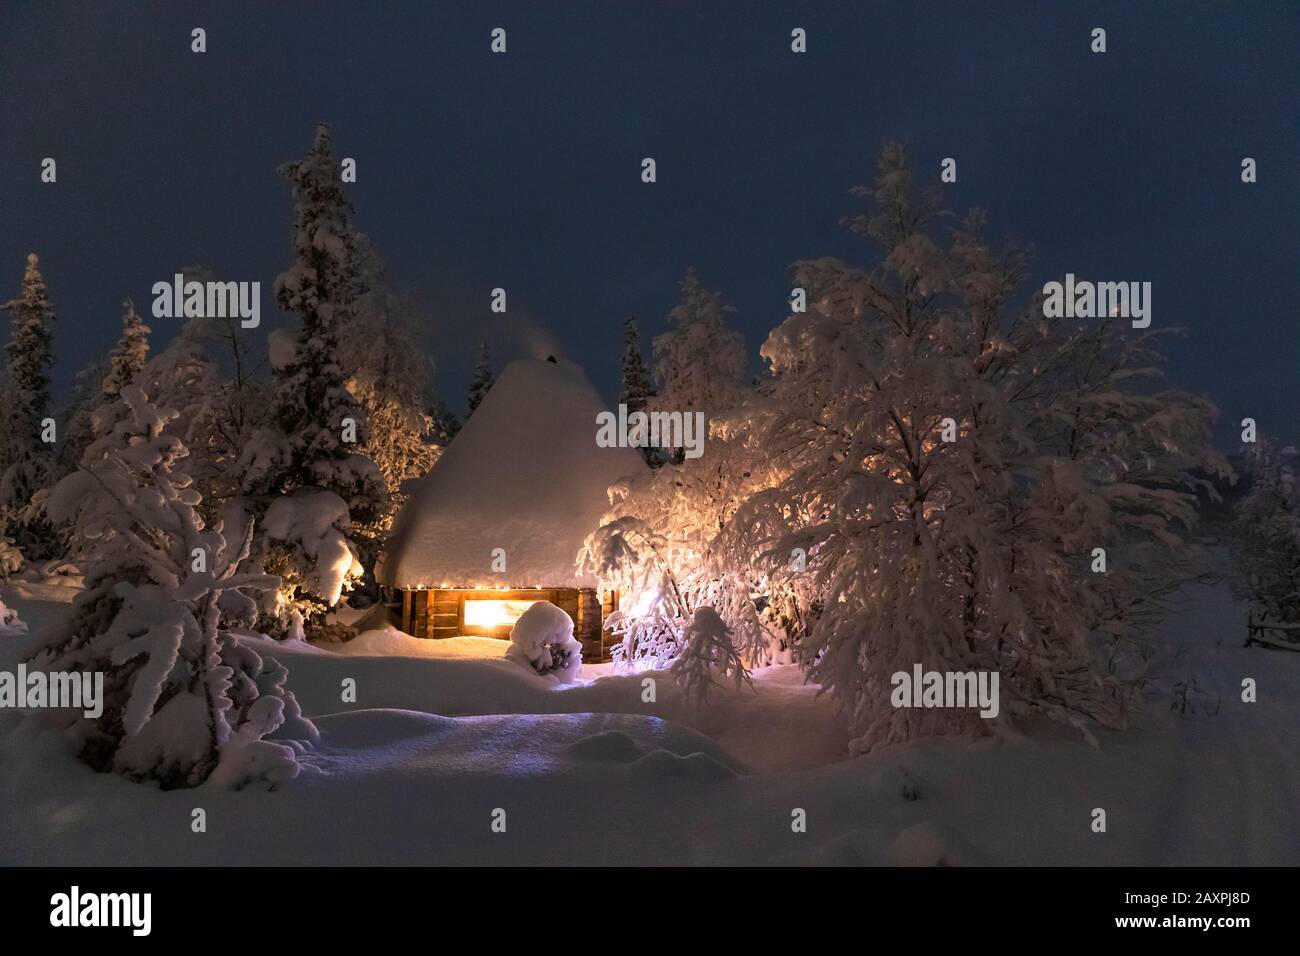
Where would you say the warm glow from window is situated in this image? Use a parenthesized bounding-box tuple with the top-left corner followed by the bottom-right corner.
(464, 599, 539, 628)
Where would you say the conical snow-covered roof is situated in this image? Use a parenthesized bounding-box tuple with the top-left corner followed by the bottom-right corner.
(379, 357, 645, 589)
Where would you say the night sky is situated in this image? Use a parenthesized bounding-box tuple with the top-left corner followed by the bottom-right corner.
(1, 1, 1295, 442)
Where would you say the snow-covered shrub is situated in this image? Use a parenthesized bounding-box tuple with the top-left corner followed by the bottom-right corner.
(1230, 439, 1300, 625)
(0, 533, 23, 579)
(506, 601, 583, 682)
(670, 606, 752, 703)
(31, 384, 315, 789)
(604, 608, 683, 671)
(0, 595, 27, 636)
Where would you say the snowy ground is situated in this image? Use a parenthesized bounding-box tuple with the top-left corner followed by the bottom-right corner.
(2, 566, 1297, 866)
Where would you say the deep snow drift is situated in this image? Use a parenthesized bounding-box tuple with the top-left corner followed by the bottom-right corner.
(2, 567, 1296, 866)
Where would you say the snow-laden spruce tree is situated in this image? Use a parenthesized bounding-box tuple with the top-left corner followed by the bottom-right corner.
(733, 143, 1227, 750)
(670, 606, 751, 703)
(61, 358, 110, 473)
(102, 298, 151, 398)
(466, 341, 495, 418)
(62, 299, 151, 472)
(428, 398, 462, 445)
(1230, 438, 1300, 626)
(141, 266, 278, 512)
(237, 124, 385, 631)
(619, 315, 659, 467)
(134, 314, 226, 501)
(0, 253, 61, 558)
(32, 384, 316, 789)
(650, 269, 747, 426)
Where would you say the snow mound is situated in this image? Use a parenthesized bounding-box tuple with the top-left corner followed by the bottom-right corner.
(506, 601, 582, 682)
(566, 729, 641, 762)
(0, 597, 28, 637)
(379, 358, 645, 589)
(630, 748, 737, 784)
(866, 766, 923, 802)
(885, 821, 967, 867)
(336, 627, 509, 660)
(311, 709, 459, 749)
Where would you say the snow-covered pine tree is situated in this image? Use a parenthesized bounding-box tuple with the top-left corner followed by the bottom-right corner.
(34, 384, 317, 789)
(0, 254, 61, 558)
(61, 299, 151, 471)
(738, 143, 1228, 751)
(428, 398, 462, 445)
(58, 357, 110, 473)
(652, 269, 746, 411)
(670, 606, 752, 703)
(237, 124, 385, 631)
(1230, 438, 1300, 626)
(466, 341, 495, 418)
(619, 315, 659, 467)
(134, 312, 224, 500)
(101, 298, 151, 398)
(1, 254, 55, 465)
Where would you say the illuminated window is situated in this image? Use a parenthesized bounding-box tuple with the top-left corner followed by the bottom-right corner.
(463, 598, 540, 628)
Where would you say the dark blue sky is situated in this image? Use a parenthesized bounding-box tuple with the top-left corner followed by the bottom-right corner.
(1, 1, 1295, 441)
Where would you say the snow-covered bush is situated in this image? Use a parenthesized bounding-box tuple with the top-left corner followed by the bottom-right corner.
(670, 606, 752, 703)
(603, 607, 683, 671)
(0, 532, 24, 579)
(1230, 439, 1300, 625)
(506, 601, 583, 682)
(0, 595, 27, 636)
(31, 384, 316, 789)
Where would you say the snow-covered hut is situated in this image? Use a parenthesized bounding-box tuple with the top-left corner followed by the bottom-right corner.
(379, 357, 644, 656)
